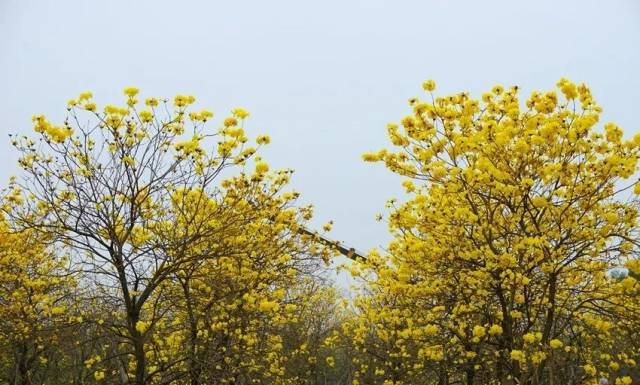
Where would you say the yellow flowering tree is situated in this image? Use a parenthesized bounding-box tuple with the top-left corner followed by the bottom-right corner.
(354, 79, 640, 384)
(278, 282, 352, 385)
(0, 215, 76, 385)
(6, 88, 333, 385)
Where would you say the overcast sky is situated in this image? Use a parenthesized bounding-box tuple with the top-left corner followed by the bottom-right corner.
(1, 0, 639, 287)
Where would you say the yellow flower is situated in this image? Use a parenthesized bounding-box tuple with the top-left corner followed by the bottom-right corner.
(174, 94, 195, 107)
(138, 110, 153, 123)
(422, 79, 436, 92)
(472, 325, 486, 338)
(94, 370, 105, 381)
(135, 320, 149, 333)
(583, 364, 597, 376)
(509, 310, 523, 319)
(557, 78, 578, 100)
(78, 91, 93, 101)
(362, 152, 381, 162)
(256, 135, 271, 145)
(402, 179, 416, 193)
(232, 107, 250, 119)
(510, 350, 526, 363)
(523, 333, 536, 344)
(199, 109, 214, 120)
(258, 300, 279, 312)
(123, 86, 139, 97)
(488, 324, 503, 336)
(255, 161, 269, 174)
(224, 117, 238, 127)
(531, 351, 547, 364)
(549, 339, 563, 349)
(616, 376, 632, 385)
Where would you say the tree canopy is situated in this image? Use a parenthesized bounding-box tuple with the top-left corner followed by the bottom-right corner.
(1, 80, 639, 385)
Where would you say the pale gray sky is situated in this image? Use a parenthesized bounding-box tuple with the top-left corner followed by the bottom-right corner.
(1, 0, 639, 269)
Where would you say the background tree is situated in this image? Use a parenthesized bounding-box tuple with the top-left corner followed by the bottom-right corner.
(0, 212, 76, 385)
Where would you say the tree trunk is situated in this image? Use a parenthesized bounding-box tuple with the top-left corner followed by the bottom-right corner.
(16, 342, 32, 385)
(466, 366, 475, 385)
(133, 334, 146, 385)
